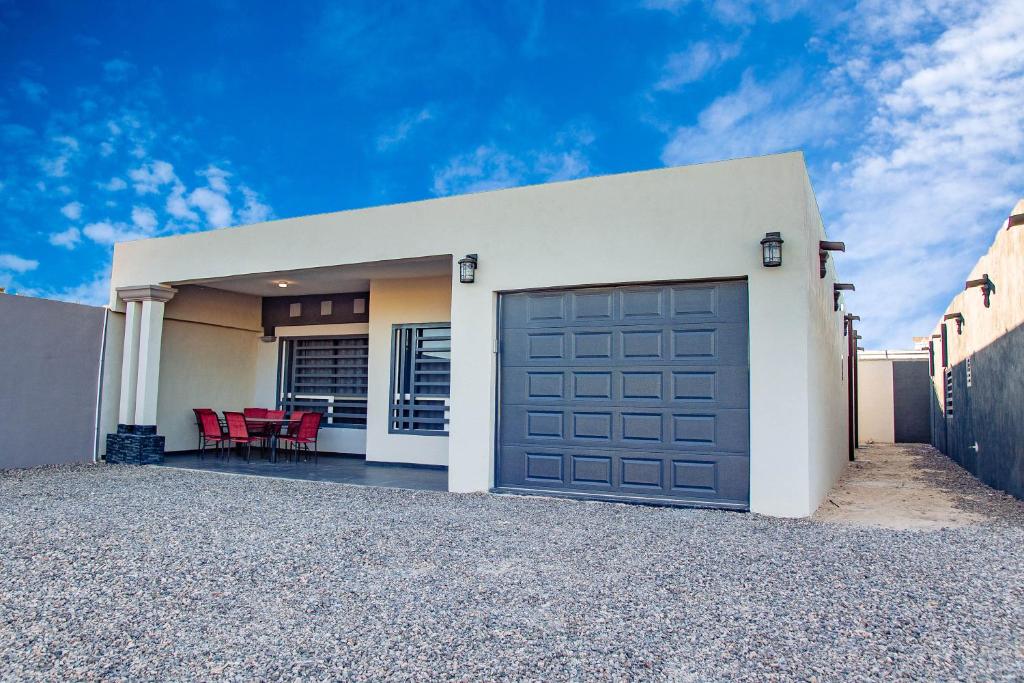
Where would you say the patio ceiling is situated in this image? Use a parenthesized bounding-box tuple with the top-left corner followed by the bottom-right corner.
(168, 255, 451, 297)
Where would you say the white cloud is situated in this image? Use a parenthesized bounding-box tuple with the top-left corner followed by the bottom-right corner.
(239, 186, 272, 224)
(198, 165, 231, 194)
(187, 187, 233, 228)
(18, 78, 47, 103)
(661, 70, 849, 165)
(433, 121, 596, 196)
(60, 201, 83, 220)
(82, 221, 148, 245)
(535, 150, 590, 182)
(432, 146, 527, 196)
(129, 160, 176, 194)
(103, 59, 136, 82)
(166, 182, 199, 222)
(24, 270, 112, 306)
(376, 107, 434, 151)
(49, 227, 81, 249)
(99, 141, 115, 157)
(101, 177, 128, 191)
(131, 205, 158, 231)
(0, 253, 39, 272)
(655, 41, 741, 91)
(819, 0, 1024, 347)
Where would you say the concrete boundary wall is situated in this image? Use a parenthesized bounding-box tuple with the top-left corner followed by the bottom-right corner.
(0, 294, 107, 468)
(926, 199, 1024, 499)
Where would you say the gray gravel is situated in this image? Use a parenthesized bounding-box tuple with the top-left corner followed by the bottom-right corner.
(905, 443, 1024, 524)
(1, 464, 1022, 682)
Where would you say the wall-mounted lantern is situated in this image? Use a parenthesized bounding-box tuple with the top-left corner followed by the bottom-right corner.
(843, 313, 860, 336)
(818, 240, 846, 278)
(1007, 213, 1023, 231)
(760, 232, 784, 267)
(965, 273, 994, 307)
(458, 254, 478, 284)
(943, 312, 965, 334)
(833, 283, 855, 311)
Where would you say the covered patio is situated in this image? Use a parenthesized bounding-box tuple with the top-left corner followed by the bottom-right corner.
(101, 254, 456, 480)
(160, 452, 448, 491)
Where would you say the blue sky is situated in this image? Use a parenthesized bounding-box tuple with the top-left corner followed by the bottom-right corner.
(1, 0, 1021, 348)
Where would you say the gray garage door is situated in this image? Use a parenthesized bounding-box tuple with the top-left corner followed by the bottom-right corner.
(496, 281, 750, 509)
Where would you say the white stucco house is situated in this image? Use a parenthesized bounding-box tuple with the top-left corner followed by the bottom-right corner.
(99, 151, 853, 517)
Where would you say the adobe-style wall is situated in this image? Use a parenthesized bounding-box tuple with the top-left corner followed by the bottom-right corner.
(0, 294, 107, 468)
(927, 199, 1024, 499)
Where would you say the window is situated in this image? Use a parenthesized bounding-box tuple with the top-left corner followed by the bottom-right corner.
(944, 368, 954, 418)
(390, 323, 451, 435)
(279, 336, 368, 428)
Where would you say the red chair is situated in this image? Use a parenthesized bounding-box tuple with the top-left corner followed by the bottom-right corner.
(223, 411, 259, 462)
(282, 412, 306, 438)
(194, 409, 226, 458)
(279, 412, 322, 462)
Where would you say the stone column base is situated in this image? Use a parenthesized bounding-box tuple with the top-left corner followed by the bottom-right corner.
(106, 424, 165, 465)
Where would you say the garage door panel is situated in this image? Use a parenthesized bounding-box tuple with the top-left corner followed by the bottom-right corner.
(501, 366, 748, 410)
(501, 281, 748, 329)
(501, 404, 749, 453)
(501, 323, 748, 367)
(499, 445, 750, 506)
(498, 281, 749, 509)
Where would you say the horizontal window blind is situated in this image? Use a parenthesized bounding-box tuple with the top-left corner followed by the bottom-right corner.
(279, 336, 368, 428)
(390, 323, 450, 435)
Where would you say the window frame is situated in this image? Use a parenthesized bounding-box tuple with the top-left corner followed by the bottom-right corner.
(388, 322, 451, 436)
(277, 334, 369, 429)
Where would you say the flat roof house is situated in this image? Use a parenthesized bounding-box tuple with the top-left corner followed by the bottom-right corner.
(99, 152, 851, 517)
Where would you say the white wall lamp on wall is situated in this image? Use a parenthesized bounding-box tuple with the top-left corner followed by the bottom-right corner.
(833, 282, 855, 312)
(965, 274, 994, 308)
(818, 240, 846, 278)
(760, 232, 784, 267)
(458, 253, 478, 283)
(943, 312, 965, 334)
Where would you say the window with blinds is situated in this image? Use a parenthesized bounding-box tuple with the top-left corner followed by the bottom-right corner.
(278, 336, 368, 428)
(944, 368, 954, 418)
(390, 323, 451, 435)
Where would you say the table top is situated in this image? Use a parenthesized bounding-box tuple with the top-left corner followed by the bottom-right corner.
(244, 417, 300, 423)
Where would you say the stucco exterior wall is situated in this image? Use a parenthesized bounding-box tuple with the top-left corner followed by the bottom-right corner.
(156, 287, 262, 452)
(927, 199, 1024, 499)
(858, 358, 896, 443)
(0, 295, 107, 468)
(108, 153, 845, 516)
(802, 170, 852, 513)
(365, 276, 452, 466)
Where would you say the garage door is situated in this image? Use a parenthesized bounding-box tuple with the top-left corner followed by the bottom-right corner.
(496, 281, 749, 509)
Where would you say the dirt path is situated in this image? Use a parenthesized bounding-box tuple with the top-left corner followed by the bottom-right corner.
(814, 442, 1024, 529)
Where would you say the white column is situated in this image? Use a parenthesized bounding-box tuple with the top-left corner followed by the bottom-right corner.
(134, 299, 167, 425)
(117, 301, 142, 425)
(115, 284, 177, 426)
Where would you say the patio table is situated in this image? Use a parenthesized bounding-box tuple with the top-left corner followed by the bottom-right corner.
(244, 417, 299, 463)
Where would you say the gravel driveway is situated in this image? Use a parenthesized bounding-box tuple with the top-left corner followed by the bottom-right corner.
(1, 463, 1022, 681)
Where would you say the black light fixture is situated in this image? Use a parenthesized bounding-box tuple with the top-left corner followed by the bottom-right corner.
(458, 253, 478, 284)
(818, 240, 846, 278)
(965, 273, 994, 307)
(943, 312, 965, 334)
(760, 232, 784, 267)
(833, 282, 855, 311)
